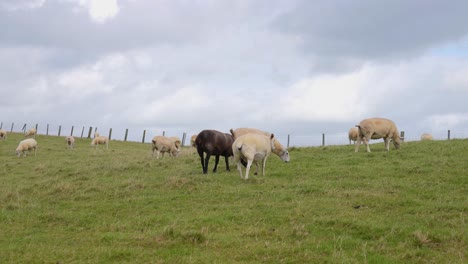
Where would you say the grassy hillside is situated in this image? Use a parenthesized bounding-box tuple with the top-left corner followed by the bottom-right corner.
(0, 133, 466, 263)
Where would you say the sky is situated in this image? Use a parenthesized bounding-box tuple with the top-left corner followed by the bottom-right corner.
(1, 0, 468, 146)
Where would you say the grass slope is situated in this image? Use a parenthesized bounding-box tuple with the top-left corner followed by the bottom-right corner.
(0, 133, 466, 263)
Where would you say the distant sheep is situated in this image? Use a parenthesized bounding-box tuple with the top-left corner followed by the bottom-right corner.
(230, 128, 290, 162)
(152, 136, 180, 159)
(348, 127, 359, 144)
(190, 134, 198, 147)
(25, 128, 36, 138)
(420, 133, 433, 141)
(91, 136, 109, 149)
(355, 117, 401, 152)
(232, 133, 275, 180)
(16, 138, 37, 157)
(65, 136, 75, 149)
(94, 132, 100, 138)
(0, 129, 6, 140)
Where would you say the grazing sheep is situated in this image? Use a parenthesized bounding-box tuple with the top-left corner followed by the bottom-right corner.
(355, 117, 401, 152)
(65, 136, 75, 149)
(232, 133, 275, 180)
(190, 134, 198, 147)
(0, 129, 6, 140)
(169, 136, 182, 150)
(16, 138, 37, 157)
(230, 128, 290, 162)
(152, 136, 180, 159)
(91, 136, 109, 149)
(348, 127, 359, 144)
(420, 133, 433, 141)
(25, 128, 36, 138)
(195, 130, 234, 174)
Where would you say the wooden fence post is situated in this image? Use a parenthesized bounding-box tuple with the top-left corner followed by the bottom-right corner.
(182, 132, 186, 147)
(287, 134, 290, 148)
(70, 126, 74, 136)
(58, 125, 61, 136)
(448, 130, 451, 140)
(142, 130, 146, 143)
(35, 124, 38, 138)
(22, 124, 27, 132)
(81, 126, 85, 138)
(400, 131, 405, 142)
(322, 133, 325, 146)
(87, 127, 93, 138)
(0, 122, 2, 129)
(10, 122, 14, 132)
(124, 129, 128, 141)
(46, 124, 49, 136)
(163, 131, 165, 136)
(108, 128, 112, 140)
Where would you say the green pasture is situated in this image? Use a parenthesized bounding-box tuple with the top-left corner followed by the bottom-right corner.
(0, 132, 466, 263)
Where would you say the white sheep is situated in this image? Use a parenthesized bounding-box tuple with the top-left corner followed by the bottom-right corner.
(190, 134, 198, 147)
(232, 133, 275, 180)
(25, 127, 36, 138)
(355, 117, 401, 152)
(0, 129, 6, 140)
(152, 136, 180, 159)
(420, 133, 433, 141)
(65, 136, 75, 149)
(90, 136, 109, 149)
(169, 136, 182, 150)
(16, 138, 37, 157)
(94, 131, 100, 138)
(348, 127, 359, 144)
(230, 128, 290, 162)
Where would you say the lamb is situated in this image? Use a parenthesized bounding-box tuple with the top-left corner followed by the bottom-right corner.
(348, 127, 359, 144)
(90, 136, 109, 149)
(230, 128, 290, 162)
(355, 117, 401, 152)
(25, 127, 36, 138)
(65, 136, 75, 149)
(152, 136, 180, 159)
(420, 133, 433, 141)
(232, 133, 275, 179)
(16, 138, 37, 157)
(0, 129, 6, 140)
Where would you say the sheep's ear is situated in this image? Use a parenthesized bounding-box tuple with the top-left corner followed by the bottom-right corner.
(270, 133, 274, 139)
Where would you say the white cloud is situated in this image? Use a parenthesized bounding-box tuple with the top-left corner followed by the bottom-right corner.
(0, 0, 45, 11)
(75, 0, 120, 23)
(428, 114, 468, 130)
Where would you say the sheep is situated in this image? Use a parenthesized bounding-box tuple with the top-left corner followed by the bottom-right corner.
(65, 136, 75, 149)
(348, 127, 359, 144)
(230, 128, 290, 162)
(90, 136, 109, 149)
(0, 129, 6, 140)
(94, 132, 100, 138)
(152, 136, 180, 159)
(169, 136, 182, 150)
(195, 130, 234, 174)
(420, 133, 433, 141)
(190, 134, 198, 147)
(355, 117, 401, 152)
(15, 138, 37, 157)
(232, 133, 275, 180)
(25, 127, 36, 138)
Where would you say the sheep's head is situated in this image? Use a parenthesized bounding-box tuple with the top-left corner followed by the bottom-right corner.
(279, 149, 290, 163)
(15, 148, 22, 157)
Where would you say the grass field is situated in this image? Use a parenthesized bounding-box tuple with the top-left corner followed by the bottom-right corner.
(0, 132, 466, 263)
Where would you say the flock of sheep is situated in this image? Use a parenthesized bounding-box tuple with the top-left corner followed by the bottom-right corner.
(1, 117, 435, 179)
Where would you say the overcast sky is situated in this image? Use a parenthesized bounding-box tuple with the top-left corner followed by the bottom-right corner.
(1, 0, 468, 146)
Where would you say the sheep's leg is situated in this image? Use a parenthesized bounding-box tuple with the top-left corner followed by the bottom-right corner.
(204, 153, 212, 174)
(355, 136, 362, 152)
(237, 160, 243, 178)
(213, 155, 220, 173)
(384, 138, 390, 151)
(224, 155, 230, 171)
(262, 158, 267, 176)
(197, 149, 207, 174)
(365, 137, 371, 152)
(245, 160, 253, 180)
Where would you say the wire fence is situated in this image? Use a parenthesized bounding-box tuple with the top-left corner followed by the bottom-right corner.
(1, 121, 465, 148)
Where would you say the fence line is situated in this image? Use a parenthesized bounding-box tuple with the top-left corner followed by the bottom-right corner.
(1, 121, 464, 147)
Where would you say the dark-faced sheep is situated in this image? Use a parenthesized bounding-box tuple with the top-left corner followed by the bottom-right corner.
(195, 129, 234, 174)
(355, 117, 400, 152)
